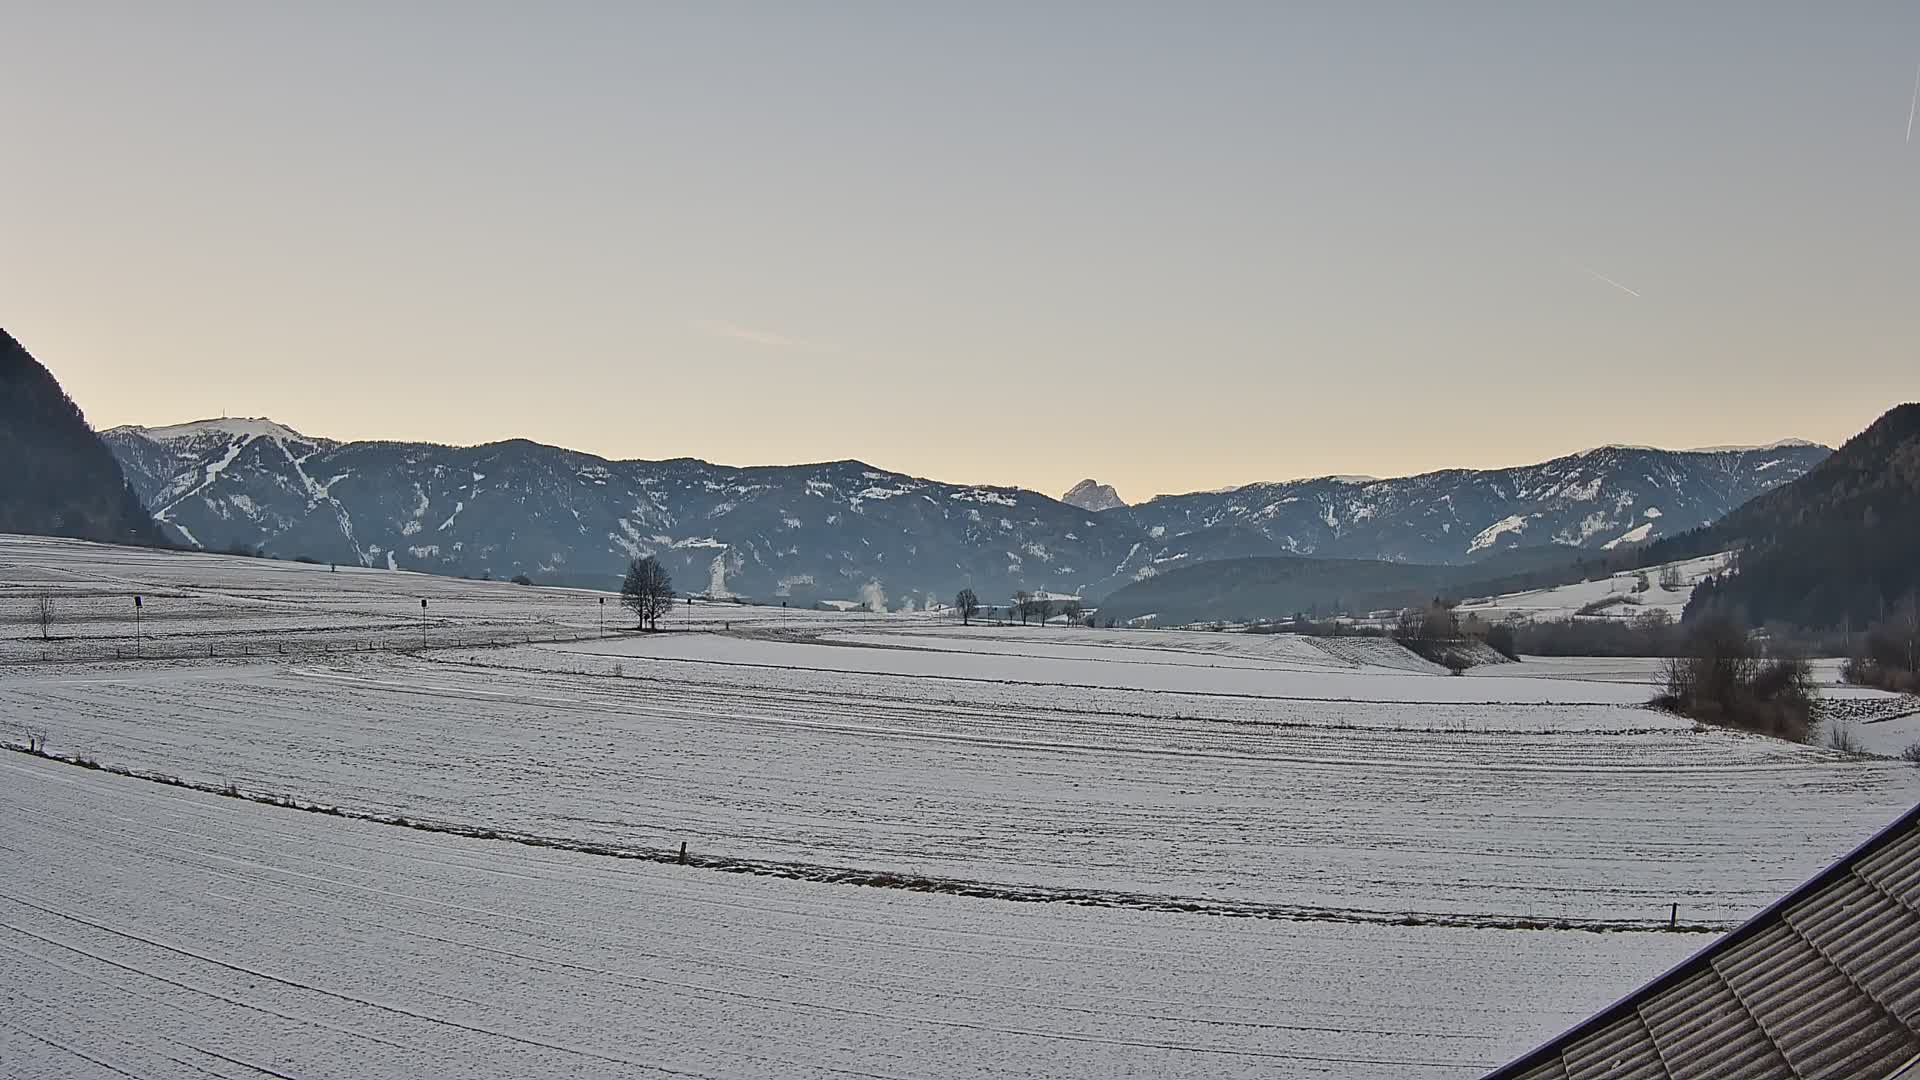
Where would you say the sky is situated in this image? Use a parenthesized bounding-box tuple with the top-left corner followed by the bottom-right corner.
(4, 3, 1918, 501)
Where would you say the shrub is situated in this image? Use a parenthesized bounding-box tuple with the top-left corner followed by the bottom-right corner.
(511, 574, 534, 586)
(1842, 656, 1920, 694)
(1824, 721, 1862, 754)
(1511, 616, 1678, 657)
(1576, 595, 1641, 617)
(1900, 742, 1920, 765)
(1841, 602, 1920, 692)
(1394, 602, 1458, 643)
(1750, 655, 1814, 702)
(1485, 622, 1519, 661)
(1655, 616, 1813, 742)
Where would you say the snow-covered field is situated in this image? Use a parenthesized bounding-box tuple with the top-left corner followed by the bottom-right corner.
(5, 535, 1919, 1078)
(1452, 552, 1732, 624)
(1469, 656, 1920, 757)
(0, 755, 1695, 1080)
(0, 534, 888, 661)
(558, 631, 1653, 704)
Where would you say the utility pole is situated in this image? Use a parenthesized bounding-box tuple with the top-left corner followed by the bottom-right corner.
(133, 594, 143, 656)
(420, 598, 428, 649)
(598, 595, 605, 637)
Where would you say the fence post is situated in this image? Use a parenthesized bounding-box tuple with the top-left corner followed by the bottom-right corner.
(678, 841, 687, 865)
(1669, 903, 1678, 929)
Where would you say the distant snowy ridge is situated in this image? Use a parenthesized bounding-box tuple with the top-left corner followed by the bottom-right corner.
(1683, 438, 1820, 453)
(114, 417, 322, 445)
(103, 417, 1827, 601)
(1117, 440, 1829, 576)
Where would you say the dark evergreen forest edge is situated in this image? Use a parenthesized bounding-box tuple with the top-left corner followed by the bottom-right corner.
(0, 330, 165, 547)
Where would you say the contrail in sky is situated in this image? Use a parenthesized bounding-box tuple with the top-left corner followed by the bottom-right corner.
(1907, 60, 1919, 142)
(1576, 264, 1642, 298)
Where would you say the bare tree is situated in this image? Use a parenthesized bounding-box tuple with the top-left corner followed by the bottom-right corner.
(1059, 598, 1084, 625)
(35, 595, 53, 641)
(1394, 601, 1457, 642)
(1658, 565, 1684, 591)
(1032, 595, 1057, 626)
(621, 556, 675, 631)
(1660, 614, 1772, 724)
(1013, 590, 1032, 626)
(955, 588, 980, 626)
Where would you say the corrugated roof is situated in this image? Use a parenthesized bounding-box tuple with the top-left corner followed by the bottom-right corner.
(1487, 802, 1920, 1080)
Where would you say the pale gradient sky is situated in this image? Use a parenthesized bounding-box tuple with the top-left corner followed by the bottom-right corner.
(4, 3, 1917, 500)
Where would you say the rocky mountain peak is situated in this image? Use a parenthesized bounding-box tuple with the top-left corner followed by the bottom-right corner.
(1062, 479, 1126, 512)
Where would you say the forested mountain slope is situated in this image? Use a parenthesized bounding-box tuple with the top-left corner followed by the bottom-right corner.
(0, 330, 164, 546)
(1686, 403, 1920, 629)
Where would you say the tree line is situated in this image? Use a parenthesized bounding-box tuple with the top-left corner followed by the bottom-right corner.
(952, 588, 1084, 627)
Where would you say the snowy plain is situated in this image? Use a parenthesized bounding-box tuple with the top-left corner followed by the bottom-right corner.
(0, 755, 1696, 1080)
(4, 535, 1920, 1077)
(559, 629, 1653, 704)
(0, 534, 878, 661)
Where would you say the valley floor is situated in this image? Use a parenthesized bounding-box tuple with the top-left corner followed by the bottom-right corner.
(0, 754, 1690, 1080)
(3, 534, 1918, 1077)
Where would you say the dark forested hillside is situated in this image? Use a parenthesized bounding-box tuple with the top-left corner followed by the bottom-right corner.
(0, 330, 164, 546)
(1685, 403, 1919, 630)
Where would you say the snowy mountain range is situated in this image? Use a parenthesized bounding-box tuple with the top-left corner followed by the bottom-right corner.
(102, 419, 1828, 604)
(1112, 441, 1830, 571)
